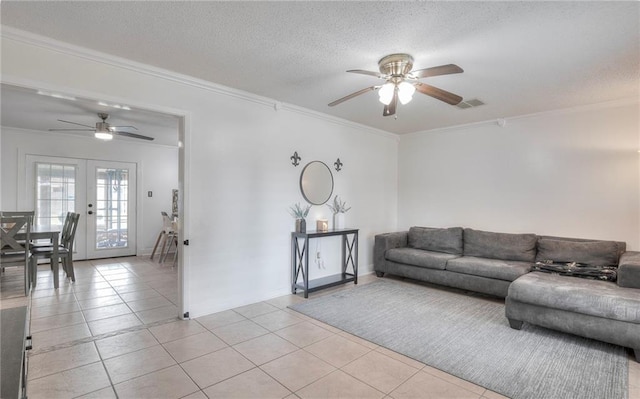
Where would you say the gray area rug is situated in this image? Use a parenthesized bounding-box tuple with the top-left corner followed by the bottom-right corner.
(290, 279, 628, 399)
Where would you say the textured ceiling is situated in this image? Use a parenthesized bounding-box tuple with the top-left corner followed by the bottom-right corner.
(1, 1, 639, 136)
(1, 84, 180, 146)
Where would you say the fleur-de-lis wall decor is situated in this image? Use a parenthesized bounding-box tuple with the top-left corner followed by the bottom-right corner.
(291, 151, 301, 167)
(334, 158, 343, 172)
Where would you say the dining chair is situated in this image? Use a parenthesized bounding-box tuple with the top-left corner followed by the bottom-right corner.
(1, 213, 32, 295)
(30, 212, 80, 288)
(1, 211, 36, 221)
(159, 217, 178, 267)
(58, 211, 73, 243)
(30, 211, 71, 249)
(150, 211, 176, 261)
(1, 211, 35, 242)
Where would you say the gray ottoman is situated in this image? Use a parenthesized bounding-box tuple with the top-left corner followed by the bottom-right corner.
(506, 272, 640, 361)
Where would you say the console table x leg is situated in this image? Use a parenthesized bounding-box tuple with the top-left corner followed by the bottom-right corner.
(292, 237, 307, 294)
(343, 233, 358, 283)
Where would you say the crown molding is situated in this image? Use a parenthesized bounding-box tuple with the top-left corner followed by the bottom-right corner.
(1, 27, 397, 142)
(405, 97, 639, 138)
(1, 27, 274, 107)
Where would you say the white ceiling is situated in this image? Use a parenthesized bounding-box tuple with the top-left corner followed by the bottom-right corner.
(1, 84, 180, 146)
(1, 1, 638, 136)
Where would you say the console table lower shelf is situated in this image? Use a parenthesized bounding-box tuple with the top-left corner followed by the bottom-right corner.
(293, 273, 356, 295)
(291, 228, 359, 298)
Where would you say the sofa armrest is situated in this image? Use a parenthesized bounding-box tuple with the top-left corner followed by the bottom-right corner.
(618, 251, 640, 289)
(374, 231, 408, 271)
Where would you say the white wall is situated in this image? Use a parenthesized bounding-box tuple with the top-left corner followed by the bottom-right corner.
(1, 32, 399, 317)
(0, 127, 179, 255)
(398, 102, 640, 249)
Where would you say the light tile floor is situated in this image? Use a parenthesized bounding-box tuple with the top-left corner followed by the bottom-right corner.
(1, 257, 638, 399)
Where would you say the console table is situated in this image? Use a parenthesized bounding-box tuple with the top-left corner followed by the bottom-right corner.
(1, 306, 30, 399)
(291, 228, 358, 298)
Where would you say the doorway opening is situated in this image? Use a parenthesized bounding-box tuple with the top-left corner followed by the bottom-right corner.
(2, 82, 188, 318)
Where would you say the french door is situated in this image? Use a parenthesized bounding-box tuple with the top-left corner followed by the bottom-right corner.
(26, 155, 137, 260)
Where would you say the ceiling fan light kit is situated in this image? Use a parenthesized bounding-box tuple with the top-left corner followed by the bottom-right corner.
(378, 82, 415, 106)
(95, 119, 114, 140)
(397, 82, 416, 105)
(378, 83, 395, 105)
(94, 130, 114, 141)
(329, 53, 464, 117)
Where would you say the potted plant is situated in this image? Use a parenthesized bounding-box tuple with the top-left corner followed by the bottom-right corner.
(327, 195, 351, 229)
(289, 202, 311, 232)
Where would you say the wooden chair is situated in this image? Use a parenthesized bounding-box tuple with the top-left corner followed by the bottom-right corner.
(160, 217, 179, 267)
(30, 212, 80, 287)
(1, 213, 32, 295)
(151, 211, 176, 261)
(1, 211, 36, 221)
(30, 212, 71, 249)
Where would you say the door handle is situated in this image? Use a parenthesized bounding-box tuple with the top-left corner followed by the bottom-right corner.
(88, 211, 93, 215)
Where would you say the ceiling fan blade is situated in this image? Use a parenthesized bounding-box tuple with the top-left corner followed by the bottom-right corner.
(48, 128, 95, 132)
(328, 86, 377, 107)
(347, 69, 386, 79)
(411, 64, 463, 79)
(383, 90, 398, 117)
(415, 83, 463, 105)
(113, 131, 154, 141)
(57, 119, 95, 128)
(111, 125, 139, 131)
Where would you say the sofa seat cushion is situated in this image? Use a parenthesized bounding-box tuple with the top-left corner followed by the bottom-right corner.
(509, 272, 640, 323)
(385, 248, 459, 270)
(408, 227, 463, 255)
(463, 228, 537, 262)
(446, 256, 532, 282)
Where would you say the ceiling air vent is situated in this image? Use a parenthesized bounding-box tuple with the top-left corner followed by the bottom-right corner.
(456, 98, 485, 109)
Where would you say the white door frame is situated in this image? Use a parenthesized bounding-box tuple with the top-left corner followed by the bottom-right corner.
(8, 78, 190, 320)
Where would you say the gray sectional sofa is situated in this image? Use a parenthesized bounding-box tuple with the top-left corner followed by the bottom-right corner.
(374, 226, 640, 361)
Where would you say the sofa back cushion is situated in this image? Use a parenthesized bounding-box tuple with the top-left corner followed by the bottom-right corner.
(408, 227, 463, 255)
(464, 228, 537, 262)
(538, 235, 626, 260)
(536, 238, 620, 266)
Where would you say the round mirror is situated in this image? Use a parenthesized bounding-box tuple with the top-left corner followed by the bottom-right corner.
(300, 161, 334, 205)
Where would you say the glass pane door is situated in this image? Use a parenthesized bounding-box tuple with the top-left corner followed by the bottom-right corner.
(95, 167, 129, 249)
(26, 155, 87, 260)
(34, 162, 76, 232)
(26, 156, 136, 260)
(86, 160, 136, 259)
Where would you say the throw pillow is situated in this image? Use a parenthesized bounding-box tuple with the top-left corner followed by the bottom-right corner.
(533, 261, 617, 282)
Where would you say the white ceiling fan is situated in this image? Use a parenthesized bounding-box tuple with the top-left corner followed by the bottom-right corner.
(48, 113, 154, 141)
(329, 53, 464, 117)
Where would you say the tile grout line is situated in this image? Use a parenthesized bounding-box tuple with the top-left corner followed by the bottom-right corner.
(29, 315, 180, 355)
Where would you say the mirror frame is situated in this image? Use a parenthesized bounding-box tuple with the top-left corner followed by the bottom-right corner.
(300, 161, 334, 205)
